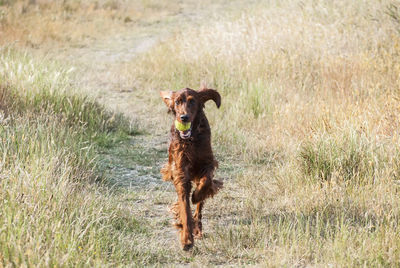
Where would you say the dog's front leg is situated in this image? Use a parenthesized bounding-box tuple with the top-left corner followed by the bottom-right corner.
(192, 172, 223, 204)
(173, 168, 194, 250)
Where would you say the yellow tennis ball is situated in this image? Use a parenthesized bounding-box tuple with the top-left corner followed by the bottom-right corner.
(175, 120, 191, 131)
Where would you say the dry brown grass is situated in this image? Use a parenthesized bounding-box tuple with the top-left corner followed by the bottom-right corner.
(0, 0, 182, 47)
(121, 0, 400, 265)
(2, 0, 400, 266)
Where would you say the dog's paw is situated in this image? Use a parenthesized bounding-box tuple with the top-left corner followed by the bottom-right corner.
(193, 219, 203, 239)
(180, 231, 194, 251)
(182, 243, 194, 251)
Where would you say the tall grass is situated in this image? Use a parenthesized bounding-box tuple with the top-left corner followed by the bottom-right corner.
(2, 0, 400, 265)
(123, 0, 400, 265)
(0, 48, 144, 266)
(299, 130, 388, 183)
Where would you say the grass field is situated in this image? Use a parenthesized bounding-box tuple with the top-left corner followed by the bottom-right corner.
(1, 0, 400, 266)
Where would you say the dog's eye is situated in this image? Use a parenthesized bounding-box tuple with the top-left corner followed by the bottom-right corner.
(188, 99, 195, 105)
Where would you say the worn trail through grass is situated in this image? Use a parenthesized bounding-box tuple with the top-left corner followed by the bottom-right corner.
(47, 3, 241, 256)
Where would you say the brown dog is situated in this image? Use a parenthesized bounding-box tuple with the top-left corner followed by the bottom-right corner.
(160, 87, 223, 251)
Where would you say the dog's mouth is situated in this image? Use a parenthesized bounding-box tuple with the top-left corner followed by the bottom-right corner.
(179, 127, 192, 139)
(175, 119, 192, 139)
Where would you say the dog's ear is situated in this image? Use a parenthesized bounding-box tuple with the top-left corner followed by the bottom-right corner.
(198, 88, 221, 108)
(160, 91, 175, 111)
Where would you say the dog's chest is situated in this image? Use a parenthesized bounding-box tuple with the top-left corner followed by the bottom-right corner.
(172, 141, 207, 164)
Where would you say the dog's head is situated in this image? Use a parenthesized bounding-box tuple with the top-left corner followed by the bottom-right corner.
(160, 87, 221, 139)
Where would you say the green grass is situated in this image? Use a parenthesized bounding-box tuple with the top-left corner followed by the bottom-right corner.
(299, 130, 386, 183)
(0, 49, 147, 266)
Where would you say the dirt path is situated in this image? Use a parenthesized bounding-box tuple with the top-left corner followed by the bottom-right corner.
(69, 21, 183, 250)
(55, 2, 240, 187)
(32, 2, 254, 261)
(44, 4, 235, 255)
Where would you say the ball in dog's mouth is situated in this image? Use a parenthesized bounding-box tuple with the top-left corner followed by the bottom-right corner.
(175, 120, 192, 139)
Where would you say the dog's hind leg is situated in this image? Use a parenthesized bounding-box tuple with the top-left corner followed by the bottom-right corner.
(193, 201, 204, 239)
(169, 202, 183, 230)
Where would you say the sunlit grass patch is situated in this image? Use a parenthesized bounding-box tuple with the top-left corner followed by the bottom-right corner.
(0, 48, 146, 266)
(299, 130, 387, 183)
(0, 0, 183, 47)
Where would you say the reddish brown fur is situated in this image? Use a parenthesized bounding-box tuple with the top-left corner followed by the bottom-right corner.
(160, 87, 223, 251)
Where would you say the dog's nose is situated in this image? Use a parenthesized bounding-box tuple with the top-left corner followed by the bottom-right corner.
(180, 115, 189, 122)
